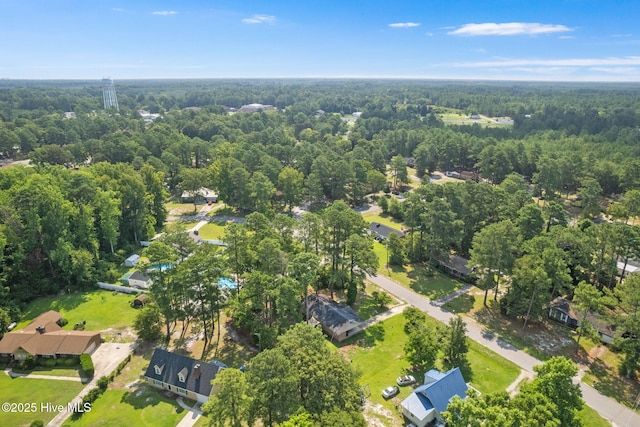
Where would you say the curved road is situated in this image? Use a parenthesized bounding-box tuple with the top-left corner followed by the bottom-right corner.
(366, 272, 640, 427)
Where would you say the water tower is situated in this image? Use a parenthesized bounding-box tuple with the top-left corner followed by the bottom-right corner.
(102, 77, 119, 111)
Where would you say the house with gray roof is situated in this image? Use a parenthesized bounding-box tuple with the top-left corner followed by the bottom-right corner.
(305, 294, 363, 342)
(400, 367, 468, 427)
(369, 222, 405, 241)
(144, 348, 227, 404)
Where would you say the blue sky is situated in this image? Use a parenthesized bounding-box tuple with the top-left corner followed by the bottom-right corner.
(1, 0, 639, 81)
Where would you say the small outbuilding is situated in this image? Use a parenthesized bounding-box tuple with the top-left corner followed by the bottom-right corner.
(125, 254, 140, 267)
(132, 294, 149, 308)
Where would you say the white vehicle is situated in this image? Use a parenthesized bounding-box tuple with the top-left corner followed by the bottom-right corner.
(382, 386, 399, 399)
(396, 375, 416, 386)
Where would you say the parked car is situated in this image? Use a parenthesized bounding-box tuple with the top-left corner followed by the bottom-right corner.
(382, 385, 399, 399)
(396, 375, 416, 386)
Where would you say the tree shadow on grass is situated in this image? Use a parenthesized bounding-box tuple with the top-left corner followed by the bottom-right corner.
(340, 324, 386, 348)
(20, 293, 90, 321)
(442, 294, 475, 314)
(588, 359, 639, 408)
(121, 385, 185, 413)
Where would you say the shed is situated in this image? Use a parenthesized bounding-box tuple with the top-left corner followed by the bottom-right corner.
(125, 254, 140, 267)
(133, 294, 149, 308)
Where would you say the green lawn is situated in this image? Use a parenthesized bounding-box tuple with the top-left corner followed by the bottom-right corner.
(373, 241, 464, 300)
(12, 365, 83, 378)
(363, 212, 406, 230)
(337, 313, 520, 424)
(576, 405, 615, 427)
(196, 221, 227, 240)
(0, 372, 85, 426)
(62, 386, 186, 427)
(16, 290, 138, 333)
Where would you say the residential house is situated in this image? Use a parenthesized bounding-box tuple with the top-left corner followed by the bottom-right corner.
(436, 254, 474, 281)
(405, 157, 416, 168)
(0, 311, 100, 360)
(400, 367, 469, 427)
(180, 188, 218, 204)
(445, 171, 461, 179)
(548, 297, 615, 344)
(369, 222, 405, 241)
(129, 271, 152, 289)
(548, 297, 579, 328)
(305, 294, 363, 342)
(144, 348, 227, 404)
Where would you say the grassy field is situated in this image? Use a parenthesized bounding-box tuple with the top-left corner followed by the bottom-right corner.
(15, 290, 138, 333)
(166, 202, 200, 216)
(62, 387, 187, 427)
(337, 313, 520, 425)
(0, 373, 86, 426)
(372, 241, 464, 300)
(196, 221, 227, 240)
(363, 212, 406, 230)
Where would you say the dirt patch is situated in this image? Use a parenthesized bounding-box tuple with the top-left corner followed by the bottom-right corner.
(363, 400, 401, 427)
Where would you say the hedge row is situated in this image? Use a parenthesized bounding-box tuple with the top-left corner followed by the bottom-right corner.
(79, 354, 94, 378)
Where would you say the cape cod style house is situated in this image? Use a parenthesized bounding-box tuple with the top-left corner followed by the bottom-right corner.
(144, 348, 227, 404)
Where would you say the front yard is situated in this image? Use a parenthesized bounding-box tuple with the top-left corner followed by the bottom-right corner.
(336, 313, 521, 426)
(444, 289, 640, 416)
(0, 372, 85, 426)
(62, 386, 187, 427)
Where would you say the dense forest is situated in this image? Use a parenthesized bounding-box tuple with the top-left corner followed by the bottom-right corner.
(1, 79, 640, 388)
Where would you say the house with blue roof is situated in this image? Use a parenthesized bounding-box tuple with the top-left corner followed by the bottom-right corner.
(400, 367, 468, 427)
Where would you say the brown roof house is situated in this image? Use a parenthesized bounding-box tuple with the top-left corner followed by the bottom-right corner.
(305, 294, 363, 342)
(0, 311, 100, 360)
(144, 348, 227, 404)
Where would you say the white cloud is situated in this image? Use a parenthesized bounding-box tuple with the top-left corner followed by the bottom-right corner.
(425, 32, 434, 37)
(152, 11, 178, 16)
(112, 8, 125, 12)
(590, 67, 637, 74)
(449, 22, 571, 36)
(452, 56, 640, 68)
(242, 14, 276, 24)
(389, 22, 421, 28)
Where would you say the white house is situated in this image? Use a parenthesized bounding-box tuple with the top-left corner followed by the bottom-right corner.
(129, 271, 152, 289)
(144, 348, 227, 404)
(401, 368, 468, 427)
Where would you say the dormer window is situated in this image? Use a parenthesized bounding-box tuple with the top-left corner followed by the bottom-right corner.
(178, 367, 188, 383)
(154, 364, 164, 375)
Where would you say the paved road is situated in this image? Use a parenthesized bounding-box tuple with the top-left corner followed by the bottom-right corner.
(366, 272, 640, 427)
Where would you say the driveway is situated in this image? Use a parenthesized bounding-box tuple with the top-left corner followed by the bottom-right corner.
(366, 272, 640, 426)
(46, 342, 135, 427)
